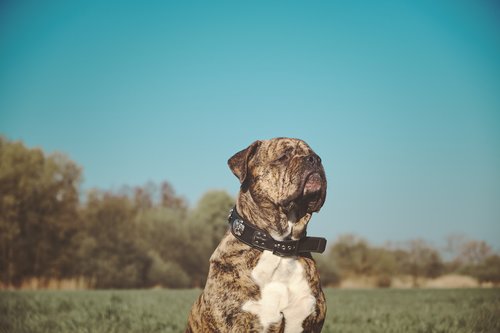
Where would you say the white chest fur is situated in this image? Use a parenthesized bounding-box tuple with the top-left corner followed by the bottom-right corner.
(242, 251, 315, 333)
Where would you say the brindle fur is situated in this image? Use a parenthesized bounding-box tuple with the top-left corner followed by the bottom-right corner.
(186, 138, 327, 333)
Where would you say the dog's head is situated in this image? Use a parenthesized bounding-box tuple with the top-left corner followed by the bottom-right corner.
(228, 138, 326, 237)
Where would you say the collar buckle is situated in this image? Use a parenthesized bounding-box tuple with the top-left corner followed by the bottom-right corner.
(232, 218, 245, 236)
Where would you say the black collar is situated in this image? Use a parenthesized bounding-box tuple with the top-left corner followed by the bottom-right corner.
(227, 207, 327, 257)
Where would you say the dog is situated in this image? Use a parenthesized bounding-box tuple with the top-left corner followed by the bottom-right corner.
(186, 137, 328, 333)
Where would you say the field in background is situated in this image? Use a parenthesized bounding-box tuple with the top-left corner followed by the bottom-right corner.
(1, 288, 499, 333)
(3, 273, 489, 291)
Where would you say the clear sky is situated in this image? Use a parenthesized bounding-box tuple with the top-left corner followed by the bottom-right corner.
(1, 0, 499, 250)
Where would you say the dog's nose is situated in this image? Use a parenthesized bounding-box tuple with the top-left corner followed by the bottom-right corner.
(306, 154, 321, 166)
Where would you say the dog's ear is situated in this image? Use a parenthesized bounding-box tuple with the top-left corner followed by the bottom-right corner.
(228, 140, 261, 187)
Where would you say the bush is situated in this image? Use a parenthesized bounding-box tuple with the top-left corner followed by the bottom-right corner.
(314, 255, 341, 287)
(376, 275, 392, 288)
(146, 251, 191, 288)
(462, 255, 500, 284)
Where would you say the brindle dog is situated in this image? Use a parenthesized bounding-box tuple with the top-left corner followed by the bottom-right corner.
(186, 138, 327, 333)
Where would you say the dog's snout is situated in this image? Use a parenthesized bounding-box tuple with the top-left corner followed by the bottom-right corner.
(306, 154, 321, 166)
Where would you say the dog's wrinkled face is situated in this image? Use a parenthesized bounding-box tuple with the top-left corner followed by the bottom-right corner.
(228, 138, 327, 219)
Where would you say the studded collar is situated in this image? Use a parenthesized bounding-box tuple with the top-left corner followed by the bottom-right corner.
(227, 207, 327, 257)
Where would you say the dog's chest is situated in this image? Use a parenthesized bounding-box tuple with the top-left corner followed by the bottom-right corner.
(242, 251, 315, 333)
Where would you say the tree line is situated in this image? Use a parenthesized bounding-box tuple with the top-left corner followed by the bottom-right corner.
(0, 137, 232, 288)
(316, 234, 500, 287)
(1, 137, 499, 289)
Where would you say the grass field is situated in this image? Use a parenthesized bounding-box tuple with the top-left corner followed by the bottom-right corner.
(1, 288, 499, 333)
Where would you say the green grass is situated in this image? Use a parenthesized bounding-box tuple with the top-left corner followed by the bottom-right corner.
(0, 289, 198, 333)
(323, 289, 500, 333)
(1, 288, 499, 333)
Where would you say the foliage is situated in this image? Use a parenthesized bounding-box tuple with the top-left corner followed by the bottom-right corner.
(457, 240, 493, 265)
(72, 188, 234, 288)
(460, 255, 500, 284)
(314, 254, 341, 287)
(1, 137, 498, 289)
(402, 239, 444, 286)
(184, 190, 235, 287)
(0, 137, 81, 287)
(326, 235, 448, 287)
(1, 289, 500, 333)
(0, 137, 234, 289)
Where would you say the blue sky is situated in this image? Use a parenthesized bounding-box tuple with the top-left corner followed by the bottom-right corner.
(1, 0, 499, 250)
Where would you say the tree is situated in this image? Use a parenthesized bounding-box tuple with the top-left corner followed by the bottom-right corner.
(327, 234, 399, 286)
(135, 206, 191, 288)
(0, 137, 81, 286)
(1, 136, 239, 289)
(369, 247, 398, 287)
(452, 240, 499, 284)
(184, 190, 234, 287)
(329, 234, 373, 277)
(403, 239, 443, 287)
(77, 190, 148, 288)
(146, 250, 190, 288)
(314, 254, 341, 287)
(458, 240, 492, 266)
(472, 255, 500, 283)
(160, 181, 186, 209)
